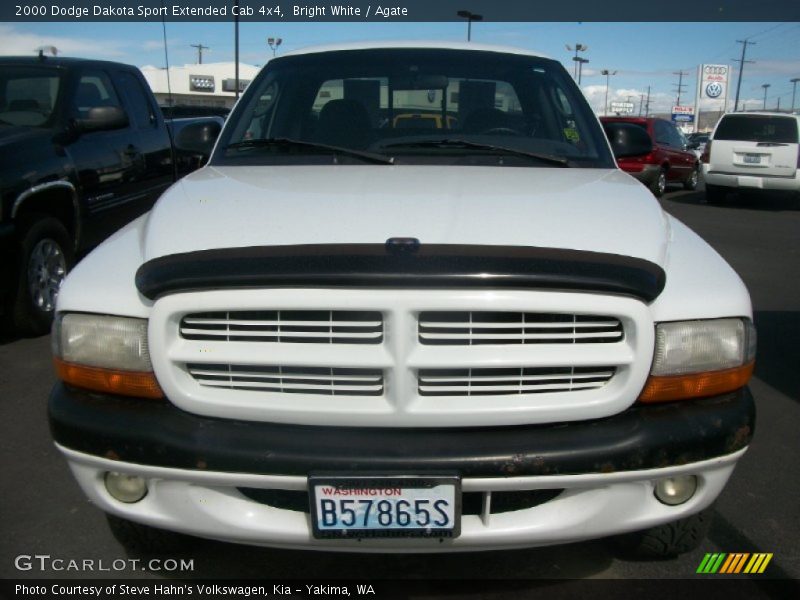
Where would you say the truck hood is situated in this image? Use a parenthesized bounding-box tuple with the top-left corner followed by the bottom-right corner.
(0, 124, 53, 147)
(142, 165, 670, 267)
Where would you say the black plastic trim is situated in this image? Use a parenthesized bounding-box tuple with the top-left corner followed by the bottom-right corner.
(135, 244, 666, 302)
(49, 384, 754, 478)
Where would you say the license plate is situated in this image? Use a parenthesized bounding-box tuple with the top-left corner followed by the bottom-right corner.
(309, 475, 460, 539)
(743, 153, 762, 164)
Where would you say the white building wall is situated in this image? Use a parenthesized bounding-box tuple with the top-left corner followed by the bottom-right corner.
(140, 62, 263, 108)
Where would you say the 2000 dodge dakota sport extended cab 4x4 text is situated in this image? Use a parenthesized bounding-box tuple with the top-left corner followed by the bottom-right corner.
(48, 42, 756, 558)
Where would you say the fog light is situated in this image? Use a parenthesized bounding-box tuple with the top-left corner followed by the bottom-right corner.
(654, 475, 697, 506)
(104, 472, 148, 503)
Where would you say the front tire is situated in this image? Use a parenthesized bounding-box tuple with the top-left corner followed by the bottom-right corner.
(611, 506, 715, 559)
(650, 168, 667, 197)
(683, 164, 700, 191)
(5, 216, 74, 336)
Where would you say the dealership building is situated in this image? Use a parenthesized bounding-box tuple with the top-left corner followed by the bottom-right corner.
(140, 62, 263, 108)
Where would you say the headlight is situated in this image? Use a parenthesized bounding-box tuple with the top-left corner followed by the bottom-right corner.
(52, 313, 163, 399)
(639, 318, 755, 403)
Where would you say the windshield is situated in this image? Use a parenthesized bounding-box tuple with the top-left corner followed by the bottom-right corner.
(0, 66, 62, 128)
(213, 48, 614, 168)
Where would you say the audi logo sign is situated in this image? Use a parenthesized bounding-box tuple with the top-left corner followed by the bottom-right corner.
(703, 66, 728, 76)
(699, 64, 730, 100)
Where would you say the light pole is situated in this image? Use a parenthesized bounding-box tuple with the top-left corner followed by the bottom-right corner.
(566, 44, 588, 80)
(576, 57, 589, 85)
(267, 37, 282, 57)
(457, 10, 483, 42)
(791, 78, 800, 112)
(761, 83, 770, 110)
(601, 69, 617, 116)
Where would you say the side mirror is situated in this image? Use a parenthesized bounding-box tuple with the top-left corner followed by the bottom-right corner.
(174, 120, 223, 158)
(603, 122, 653, 158)
(74, 106, 129, 133)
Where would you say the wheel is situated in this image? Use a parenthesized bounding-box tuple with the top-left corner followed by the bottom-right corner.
(683, 164, 700, 191)
(705, 184, 729, 205)
(106, 514, 195, 555)
(611, 506, 715, 559)
(5, 216, 74, 336)
(650, 168, 667, 197)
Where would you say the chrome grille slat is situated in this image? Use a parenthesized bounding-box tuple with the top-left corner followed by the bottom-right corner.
(181, 328, 383, 339)
(419, 311, 623, 345)
(421, 320, 618, 329)
(183, 318, 383, 328)
(419, 331, 622, 341)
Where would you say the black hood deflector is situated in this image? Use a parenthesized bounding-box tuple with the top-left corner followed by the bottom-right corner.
(135, 244, 666, 302)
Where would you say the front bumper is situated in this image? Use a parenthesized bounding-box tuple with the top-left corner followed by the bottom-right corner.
(49, 384, 754, 551)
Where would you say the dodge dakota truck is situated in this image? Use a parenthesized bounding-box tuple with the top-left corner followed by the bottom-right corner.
(48, 42, 756, 559)
(0, 56, 221, 334)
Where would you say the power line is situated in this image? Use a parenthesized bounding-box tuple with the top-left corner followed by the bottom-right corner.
(745, 22, 790, 42)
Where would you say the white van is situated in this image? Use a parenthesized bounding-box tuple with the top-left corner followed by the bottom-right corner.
(703, 112, 800, 203)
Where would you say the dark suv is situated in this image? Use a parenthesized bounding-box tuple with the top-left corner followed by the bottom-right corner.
(601, 117, 700, 197)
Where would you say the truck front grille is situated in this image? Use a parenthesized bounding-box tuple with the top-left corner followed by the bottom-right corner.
(151, 288, 653, 427)
(418, 311, 623, 345)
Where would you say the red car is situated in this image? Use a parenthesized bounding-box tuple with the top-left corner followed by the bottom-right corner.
(600, 117, 700, 197)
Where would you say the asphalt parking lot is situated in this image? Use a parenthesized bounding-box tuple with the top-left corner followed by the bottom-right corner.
(1, 184, 798, 593)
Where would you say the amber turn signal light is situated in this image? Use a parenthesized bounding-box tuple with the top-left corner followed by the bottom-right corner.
(54, 358, 164, 399)
(638, 362, 754, 404)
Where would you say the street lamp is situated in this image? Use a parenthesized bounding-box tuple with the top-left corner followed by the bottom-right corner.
(267, 37, 282, 57)
(566, 44, 588, 80)
(791, 78, 800, 113)
(576, 57, 589, 85)
(457, 10, 483, 42)
(761, 83, 770, 110)
(601, 69, 617, 116)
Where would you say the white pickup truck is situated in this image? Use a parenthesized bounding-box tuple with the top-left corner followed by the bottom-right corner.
(48, 42, 756, 559)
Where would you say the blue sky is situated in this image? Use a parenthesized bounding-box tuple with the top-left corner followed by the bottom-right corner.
(2, 20, 798, 114)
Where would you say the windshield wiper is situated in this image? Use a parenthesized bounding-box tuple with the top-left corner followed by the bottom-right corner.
(226, 137, 394, 165)
(379, 138, 570, 167)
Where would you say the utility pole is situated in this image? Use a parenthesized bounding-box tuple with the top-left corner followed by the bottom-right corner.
(733, 39, 756, 112)
(639, 93, 645, 116)
(791, 78, 800, 112)
(645, 86, 651, 117)
(457, 10, 483, 42)
(761, 83, 770, 110)
(190, 43, 209, 64)
(673, 70, 688, 106)
(234, 0, 239, 99)
(776, 96, 780, 112)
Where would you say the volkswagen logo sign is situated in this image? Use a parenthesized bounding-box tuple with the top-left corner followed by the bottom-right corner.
(705, 82, 723, 98)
